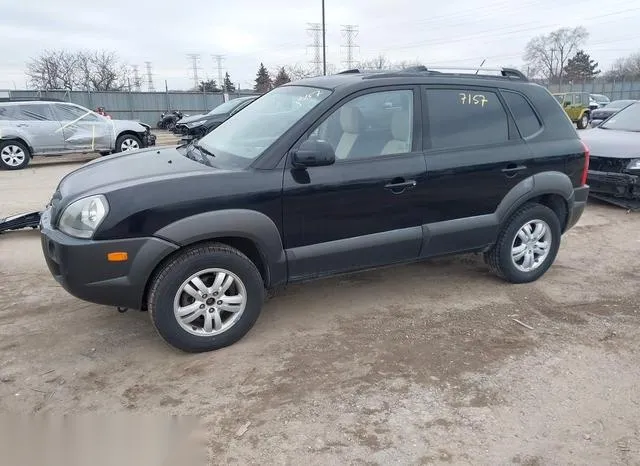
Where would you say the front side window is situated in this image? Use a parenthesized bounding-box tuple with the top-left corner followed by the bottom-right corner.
(53, 104, 101, 122)
(425, 88, 509, 150)
(305, 89, 414, 160)
(196, 85, 331, 168)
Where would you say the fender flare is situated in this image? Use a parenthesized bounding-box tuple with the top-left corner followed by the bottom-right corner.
(495, 171, 575, 225)
(154, 209, 287, 287)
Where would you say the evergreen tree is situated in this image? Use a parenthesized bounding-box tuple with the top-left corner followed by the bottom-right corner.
(198, 79, 219, 92)
(564, 50, 600, 81)
(273, 66, 292, 87)
(254, 63, 272, 93)
(223, 72, 235, 93)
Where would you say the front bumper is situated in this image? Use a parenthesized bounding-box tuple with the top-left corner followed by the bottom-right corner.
(565, 185, 589, 231)
(39, 207, 178, 310)
(142, 131, 157, 147)
(587, 170, 639, 199)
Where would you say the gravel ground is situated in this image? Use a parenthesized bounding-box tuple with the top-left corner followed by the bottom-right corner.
(0, 160, 639, 465)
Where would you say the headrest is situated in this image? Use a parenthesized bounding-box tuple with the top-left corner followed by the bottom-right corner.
(339, 105, 363, 133)
(391, 111, 411, 141)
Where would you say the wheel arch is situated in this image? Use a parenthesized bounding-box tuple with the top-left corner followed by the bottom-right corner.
(140, 209, 287, 309)
(496, 171, 574, 232)
(0, 136, 34, 155)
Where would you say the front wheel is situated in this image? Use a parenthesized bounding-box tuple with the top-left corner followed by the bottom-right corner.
(148, 243, 265, 352)
(484, 203, 561, 283)
(115, 134, 142, 153)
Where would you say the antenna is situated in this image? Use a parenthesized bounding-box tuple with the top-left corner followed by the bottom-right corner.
(475, 59, 486, 75)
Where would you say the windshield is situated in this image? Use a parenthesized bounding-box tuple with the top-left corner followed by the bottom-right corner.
(606, 100, 635, 110)
(591, 94, 610, 103)
(196, 85, 331, 168)
(207, 98, 249, 116)
(600, 102, 640, 131)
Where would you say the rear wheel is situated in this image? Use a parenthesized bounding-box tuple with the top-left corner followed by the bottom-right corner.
(148, 243, 265, 353)
(0, 140, 30, 170)
(115, 134, 141, 153)
(484, 203, 561, 283)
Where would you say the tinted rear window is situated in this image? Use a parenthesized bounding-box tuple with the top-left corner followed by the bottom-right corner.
(425, 88, 509, 150)
(502, 91, 542, 138)
(0, 105, 18, 120)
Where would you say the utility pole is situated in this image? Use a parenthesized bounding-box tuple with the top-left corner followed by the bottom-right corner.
(307, 23, 323, 76)
(212, 54, 225, 90)
(341, 25, 359, 69)
(322, 0, 326, 75)
(186, 54, 201, 90)
(145, 61, 155, 92)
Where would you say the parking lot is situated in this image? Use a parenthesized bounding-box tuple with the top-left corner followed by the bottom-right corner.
(0, 144, 639, 464)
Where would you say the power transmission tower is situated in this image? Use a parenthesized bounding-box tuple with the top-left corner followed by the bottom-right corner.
(341, 25, 359, 69)
(212, 54, 225, 90)
(306, 23, 323, 76)
(186, 54, 201, 90)
(145, 61, 155, 92)
(132, 65, 142, 91)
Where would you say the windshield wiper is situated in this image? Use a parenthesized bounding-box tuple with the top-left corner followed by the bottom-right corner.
(194, 142, 215, 158)
(185, 142, 214, 167)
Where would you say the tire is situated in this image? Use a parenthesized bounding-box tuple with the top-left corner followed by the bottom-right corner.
(147, 243, 265, 353)
(0, 140, 31, 170)
(484, 203, 562, 283)
(115, 134, 142, 153)
(577, 113, 589, 129)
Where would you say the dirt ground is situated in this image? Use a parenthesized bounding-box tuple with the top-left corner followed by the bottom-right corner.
(0, 156, 639, 465)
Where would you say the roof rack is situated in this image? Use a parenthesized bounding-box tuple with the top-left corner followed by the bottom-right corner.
(340, 65, 528, 81)
(0, 97, 68, 102)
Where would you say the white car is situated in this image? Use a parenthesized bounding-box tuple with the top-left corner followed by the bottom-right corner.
(0, 100, 156, 170)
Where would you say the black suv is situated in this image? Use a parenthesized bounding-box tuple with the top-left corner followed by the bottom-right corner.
(40, 66, 590, 352)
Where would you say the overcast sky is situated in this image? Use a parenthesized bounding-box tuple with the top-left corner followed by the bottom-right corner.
(1, 0, 639, 90)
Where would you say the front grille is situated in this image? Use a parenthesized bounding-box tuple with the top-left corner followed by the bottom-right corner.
(588, 156, 627, 173)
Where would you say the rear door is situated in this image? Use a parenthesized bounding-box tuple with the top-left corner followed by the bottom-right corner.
(11, 104, 65, 154)
(282, 86, 427, 280)
(419, 85, 535, 255)
(51, 103, 112, 151)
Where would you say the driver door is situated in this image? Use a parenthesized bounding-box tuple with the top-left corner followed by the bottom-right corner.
(51, 103, 112, 151)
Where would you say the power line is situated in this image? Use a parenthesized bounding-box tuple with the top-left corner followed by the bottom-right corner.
(186, 54, 201, 90)
(145, 61, 155, 92)
(212, 54, 225, 89)
(341, 25, 360, 69)
(307, 23, 323, 76)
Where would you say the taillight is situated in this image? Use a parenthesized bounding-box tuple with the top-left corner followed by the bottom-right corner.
(580, 141, 590, 186)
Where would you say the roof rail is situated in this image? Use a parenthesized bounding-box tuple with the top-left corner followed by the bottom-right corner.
(359, 66, 528, 81)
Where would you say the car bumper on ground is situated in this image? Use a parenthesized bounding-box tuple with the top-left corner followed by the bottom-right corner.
(566, 185, 589, 231)
(587, 170, 639, 199)
(39, 207, 178, 310)
(143, 131, 157, 147)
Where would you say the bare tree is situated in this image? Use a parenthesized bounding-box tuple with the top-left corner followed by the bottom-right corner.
(284, 64, 315, 81)
(26, 49, 131, 91)
(605, 52, 640, 80)
(358, 53, 392, 71)
(26, 49, 80, 90)
(524, 26, 589, 84)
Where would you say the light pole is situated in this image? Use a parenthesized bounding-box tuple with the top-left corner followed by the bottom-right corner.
(322, 0, 327, 75)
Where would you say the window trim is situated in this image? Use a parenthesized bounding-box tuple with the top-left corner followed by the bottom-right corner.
(499, 89, 544, 140)
(421, 84, 519, 154)
(285, 84, 423, 168)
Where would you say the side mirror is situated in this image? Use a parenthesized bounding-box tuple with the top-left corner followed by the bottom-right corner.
(291, 139, 335, 168)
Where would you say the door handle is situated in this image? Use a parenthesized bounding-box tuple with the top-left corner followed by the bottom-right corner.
(16, 124, 29, 128)
(384, 179, 417, 193)
(501, 164, 527, 177)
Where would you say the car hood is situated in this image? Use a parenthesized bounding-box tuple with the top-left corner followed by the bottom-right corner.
(109, 119, 147, 133)
(178, 113, 226, 125)
(580, 128, 640, 158)
(56, 146, 215, 200)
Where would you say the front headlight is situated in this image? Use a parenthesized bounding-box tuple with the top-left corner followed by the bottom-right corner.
(58, 195, 109, 239)
(627, 159, 640, 171)
(186, 121, 204, 128)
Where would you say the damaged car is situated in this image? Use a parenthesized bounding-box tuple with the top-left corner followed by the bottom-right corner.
(580, 101, 640, 209)
(173, 96, 257, 143)
(0, 100, 156, 170)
